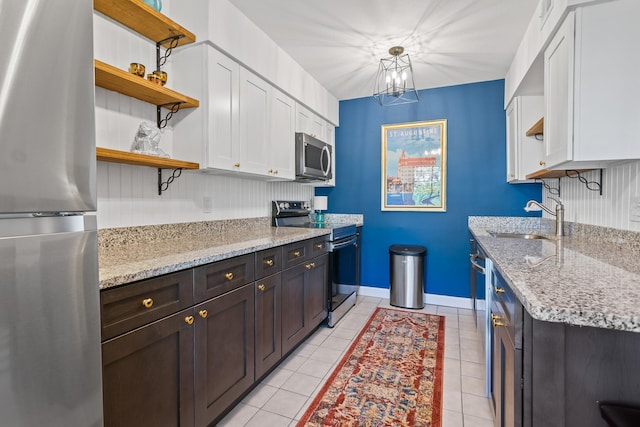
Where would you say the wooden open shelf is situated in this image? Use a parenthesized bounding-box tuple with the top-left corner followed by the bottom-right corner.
(526, 168, 592, 179)
(526, 117, 544, 137)
(97, 147, 199, 169)
(94, 0, 195, 47)
(95, 60, 199, 108)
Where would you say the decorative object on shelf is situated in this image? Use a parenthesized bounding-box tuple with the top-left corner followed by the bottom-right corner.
(373, 46, 419, 106)
(131, 122, 169, 158)
(129, 62, 145, 77)
(313, 196, 328, 223)
(381, 119, 447, 212)
(152, 70, 167, 86)
(142, 0, 162, 12)
(147, 73, 162, 85)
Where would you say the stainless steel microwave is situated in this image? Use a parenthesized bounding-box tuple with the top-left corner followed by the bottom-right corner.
(295, 132, 332, 181)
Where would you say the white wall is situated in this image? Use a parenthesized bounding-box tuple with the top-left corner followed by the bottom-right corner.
(93, 1, 314, 229)
(542, 160, 640, 232)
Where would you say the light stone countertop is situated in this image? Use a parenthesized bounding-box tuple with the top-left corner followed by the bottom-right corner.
(99, 226, 330, 290)
(469, 216, 640, 332)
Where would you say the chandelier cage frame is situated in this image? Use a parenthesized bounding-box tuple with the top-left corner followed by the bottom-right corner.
(373, 46, 419, 106)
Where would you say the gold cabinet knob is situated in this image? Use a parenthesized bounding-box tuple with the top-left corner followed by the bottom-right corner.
(234, 162, 240, 168)
(305, 262, 315, 270)
(491, 314, 505, 327)
(225, 272, 234, 280)
(185, 315, 194, 325)
(258, 284, 266, 292)
(273, 170, 278, 174)
(142, 298, 154, 309)
(539, 160, 546, 166)
(198, 310, 208, 319)
(315, 243, 323, 249)
(264, 259, 274, 267)
(293, 251, 301, 257)
(268, 169, 273, 173)
(494, 286, 505, 294)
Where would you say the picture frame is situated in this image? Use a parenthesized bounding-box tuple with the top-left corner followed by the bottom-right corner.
(381, 119, 447, 212)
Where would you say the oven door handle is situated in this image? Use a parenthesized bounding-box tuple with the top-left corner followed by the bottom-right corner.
(470, 253, 486, 274)
(328, 235, 357, 251)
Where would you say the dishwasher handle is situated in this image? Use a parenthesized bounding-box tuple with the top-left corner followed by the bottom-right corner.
(470, 253, 486, 274)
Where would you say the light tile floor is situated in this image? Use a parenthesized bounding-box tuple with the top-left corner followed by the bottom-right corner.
(216, 296, 493, 427)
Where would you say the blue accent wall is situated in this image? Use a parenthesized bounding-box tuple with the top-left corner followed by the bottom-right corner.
(316, 79, 541, 298)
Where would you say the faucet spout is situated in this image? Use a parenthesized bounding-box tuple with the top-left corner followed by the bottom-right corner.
(523, 197, 565, 238)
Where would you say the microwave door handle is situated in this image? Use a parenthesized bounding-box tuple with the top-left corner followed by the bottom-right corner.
(321, 145, 331, 176)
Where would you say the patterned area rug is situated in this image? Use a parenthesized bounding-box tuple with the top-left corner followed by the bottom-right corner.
(297, 307, 445, 427)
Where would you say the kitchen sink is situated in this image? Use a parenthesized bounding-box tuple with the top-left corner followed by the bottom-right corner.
(489, 232, 552, 240)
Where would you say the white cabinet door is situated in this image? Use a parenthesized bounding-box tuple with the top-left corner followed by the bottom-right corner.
(295, 103, 325, 141)
(506, 96, 544, 182)
(239, 68, 270, 176)
(269, 89, 295, 180)
(543, 12, 574, 169)
(207, 49, 241, 171)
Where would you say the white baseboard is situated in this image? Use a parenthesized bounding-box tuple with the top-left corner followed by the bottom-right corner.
(357, 285, 485, 310)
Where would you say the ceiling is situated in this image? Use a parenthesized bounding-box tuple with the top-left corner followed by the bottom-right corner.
(227, 0, 539, 101)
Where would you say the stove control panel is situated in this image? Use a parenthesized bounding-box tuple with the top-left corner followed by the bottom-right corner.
(272, 200, 310, 216)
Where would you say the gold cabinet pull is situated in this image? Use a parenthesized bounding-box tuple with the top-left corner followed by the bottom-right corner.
(268, 169, 273, 173)
(293, 251, 301, 257)
(494, 286, 505, 294)
(264, 259, 274, 267)
(142, 298, 154, 309)
(185, 315, 194, 325)
(315, 243, 323, 249)
(491, 314, 505, 327)
(257, 284, 266, 292)
(198, 310, 208, 319)
(305, 262, 315, 270)
(539, 160, 546, 166)
(234, 162, 240, 168)
(225, 272, 234, 280)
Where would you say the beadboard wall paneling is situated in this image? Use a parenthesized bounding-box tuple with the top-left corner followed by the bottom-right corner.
(541, 160, 640, 232)
(96, 162, 314, 228)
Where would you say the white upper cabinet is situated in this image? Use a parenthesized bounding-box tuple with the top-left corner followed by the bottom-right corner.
(171, 43, 295, 179)
(506, 96, 544, 182)
(542, 0, 640, 170)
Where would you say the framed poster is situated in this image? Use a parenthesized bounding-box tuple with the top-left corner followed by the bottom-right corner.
(381, 120, 447, 211)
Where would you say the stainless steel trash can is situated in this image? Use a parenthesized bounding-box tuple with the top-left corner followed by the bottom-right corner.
(389, 244, 426, 309)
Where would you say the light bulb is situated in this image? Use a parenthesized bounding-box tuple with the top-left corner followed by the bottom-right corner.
(392, 70, 397, 79)
(385, 75, 391, 83)
(402, 71, 407, 81)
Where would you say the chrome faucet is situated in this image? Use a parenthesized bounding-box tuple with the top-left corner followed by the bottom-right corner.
(524, 196, 564, 238)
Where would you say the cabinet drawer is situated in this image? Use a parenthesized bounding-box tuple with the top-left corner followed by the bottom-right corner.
(282, 239, 312, 269)
(255, 247, 282, 280)
(311, 236, 328, 257)
(100, 269, 194, 341)
(194, 254, 255, 303)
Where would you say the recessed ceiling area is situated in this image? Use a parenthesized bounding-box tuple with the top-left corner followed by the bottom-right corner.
(227, 0, 539, 101)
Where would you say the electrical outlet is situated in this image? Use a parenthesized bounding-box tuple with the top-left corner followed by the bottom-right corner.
(630, 197, 640, 223)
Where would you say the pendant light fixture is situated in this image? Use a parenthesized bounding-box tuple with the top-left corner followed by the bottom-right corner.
(373, 46, 419, 106)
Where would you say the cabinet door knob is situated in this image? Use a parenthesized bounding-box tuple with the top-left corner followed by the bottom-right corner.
(293, 251, 301, 257)
(273, 170, 278, 174)
(264, 259, 274, 267)
(142, 298, 154, 309)
(225, 272, 234, 281)
(185, 315, 194, 325)
(494, 286, 505, 294)
(258, 284, 266, 292)
(234, 162, 240, 168)
(305, 262, 315, 270)
(539, 160, 546, 166)
(198, 310, 208, 319)
(268, 169, 273, 173)
(315, 243, 323, 249)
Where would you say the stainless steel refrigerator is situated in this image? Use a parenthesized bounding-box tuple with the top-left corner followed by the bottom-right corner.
(0, 1, 103, 426)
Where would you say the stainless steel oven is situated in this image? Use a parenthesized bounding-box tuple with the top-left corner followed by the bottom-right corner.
(272, 200, 358, 327)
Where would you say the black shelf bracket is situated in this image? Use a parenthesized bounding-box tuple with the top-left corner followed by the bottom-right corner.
(155, 35, 184, 71)
(156, 102, 182, 129)
(535, 178, 561, 197)
(158, 168, 183, 195)
(566, 169, 603, 195)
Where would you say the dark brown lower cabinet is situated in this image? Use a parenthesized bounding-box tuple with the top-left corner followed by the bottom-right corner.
(255, 273, 282, 379)
(281, 253, 328, 355)
(102, 308, 195, 427)
(194, 282, 255, 426)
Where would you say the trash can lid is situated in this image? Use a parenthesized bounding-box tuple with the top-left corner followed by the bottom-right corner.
(389, 244, 427, 256)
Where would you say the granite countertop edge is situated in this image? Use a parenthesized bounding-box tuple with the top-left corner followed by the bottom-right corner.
(99, 227, 332, 290)
(469, 216, 640, 333)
